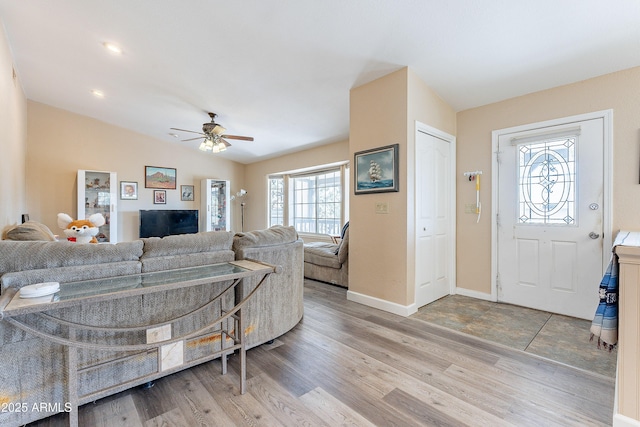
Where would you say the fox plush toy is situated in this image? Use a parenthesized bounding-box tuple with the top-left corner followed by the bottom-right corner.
(57, 213, 106, 243)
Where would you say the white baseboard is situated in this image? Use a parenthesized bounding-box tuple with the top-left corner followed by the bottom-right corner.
(454, 287, 494, 301)
(346, 290, 417, 317)
(614, 414, 640, 427)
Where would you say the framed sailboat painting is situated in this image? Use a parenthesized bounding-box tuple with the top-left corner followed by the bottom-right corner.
(354, 144, 399, 194)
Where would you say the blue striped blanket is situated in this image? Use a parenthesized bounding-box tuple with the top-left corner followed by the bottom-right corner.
(590, 254, 618, 350)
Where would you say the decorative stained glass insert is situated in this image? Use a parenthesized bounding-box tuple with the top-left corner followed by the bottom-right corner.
(518, 137, 576, 225)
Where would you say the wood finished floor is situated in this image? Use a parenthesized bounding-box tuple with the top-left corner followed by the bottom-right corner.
(29, 279, 615, 427)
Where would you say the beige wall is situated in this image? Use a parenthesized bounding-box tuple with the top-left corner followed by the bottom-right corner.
(26, 102, 245, 241)
(0, 23, 27, 231)
(349, 67, 456, 307)
(456, 66, 640, 295)
(243, 140, 349, 232)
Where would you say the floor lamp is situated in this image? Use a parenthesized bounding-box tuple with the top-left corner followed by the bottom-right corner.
(232, 189, 248, 231)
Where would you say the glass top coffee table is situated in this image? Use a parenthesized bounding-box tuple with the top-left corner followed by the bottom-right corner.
(0, 259, 278, 427)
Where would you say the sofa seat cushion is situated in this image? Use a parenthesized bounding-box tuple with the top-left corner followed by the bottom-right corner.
(233, 225, 298, 251)
(303, 242, 342, 269)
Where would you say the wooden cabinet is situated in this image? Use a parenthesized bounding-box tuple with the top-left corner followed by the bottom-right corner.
(615, 245, 640, 423)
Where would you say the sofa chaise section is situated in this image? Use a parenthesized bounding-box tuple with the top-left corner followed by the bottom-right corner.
(303, 224, 349, 287)
(233, 225, 304, 349)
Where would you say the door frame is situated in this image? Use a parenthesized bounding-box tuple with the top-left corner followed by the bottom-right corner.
(490, 110, 613, 302)
(414, 121, 457, 306)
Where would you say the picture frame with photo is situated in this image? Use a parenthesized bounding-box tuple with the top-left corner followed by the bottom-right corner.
(154, 190, 167, 204)
(181, 185, 194, 201)
(354, 144, 399, 194)
(145, 166, 177, 189)
(120, 181, 138, 200)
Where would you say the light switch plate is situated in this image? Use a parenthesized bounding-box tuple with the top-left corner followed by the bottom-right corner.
(375, 202, 389, 214)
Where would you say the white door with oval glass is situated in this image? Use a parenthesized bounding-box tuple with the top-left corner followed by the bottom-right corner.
(496, 116, 607, 320)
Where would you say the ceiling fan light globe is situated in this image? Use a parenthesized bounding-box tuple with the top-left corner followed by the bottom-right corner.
(198, 141, 208, 151)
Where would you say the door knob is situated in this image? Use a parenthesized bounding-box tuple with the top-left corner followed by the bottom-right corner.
(589, 232, 600, 239)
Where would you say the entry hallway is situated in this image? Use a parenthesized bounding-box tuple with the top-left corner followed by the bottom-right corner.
(28, 279, 615, 426)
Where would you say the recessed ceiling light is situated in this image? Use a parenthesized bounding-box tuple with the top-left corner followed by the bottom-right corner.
(103, 42, 122, 55)
(91, 89, 105, 98)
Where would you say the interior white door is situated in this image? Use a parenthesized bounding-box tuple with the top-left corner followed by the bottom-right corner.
(415, 129, 452, 308)
(497, 118, 604, 319)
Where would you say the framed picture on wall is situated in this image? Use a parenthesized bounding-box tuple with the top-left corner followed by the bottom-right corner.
(181, 185, 194, 201)
(153, 190, 166, 204)
(120, 181, 138, 200)
(354, 144, 399, 194)
(145, 166, 177, 189)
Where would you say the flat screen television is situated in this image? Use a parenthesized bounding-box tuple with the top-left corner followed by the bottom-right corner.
(139, 210, 199, 238)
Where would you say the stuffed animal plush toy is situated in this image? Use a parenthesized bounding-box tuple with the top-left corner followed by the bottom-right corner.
(57, 213, 106, 243)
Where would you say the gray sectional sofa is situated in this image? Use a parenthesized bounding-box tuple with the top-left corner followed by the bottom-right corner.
(0, 226, 303, 427)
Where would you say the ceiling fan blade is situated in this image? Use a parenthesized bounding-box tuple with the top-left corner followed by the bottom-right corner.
(181, 136, 204, 142)
(170, 127, 205, 136)
(221, 134, 254, 141)
(220, 138, 232, 147)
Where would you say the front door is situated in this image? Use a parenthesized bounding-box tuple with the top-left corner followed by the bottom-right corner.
(415, 127, 454, 308)
(496, 115, 607, 319)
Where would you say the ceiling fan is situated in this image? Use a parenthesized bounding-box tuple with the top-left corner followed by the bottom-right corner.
(170, 112, 254, 153)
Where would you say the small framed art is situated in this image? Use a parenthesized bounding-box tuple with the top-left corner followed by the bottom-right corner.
(181, 185, 194, 201)
(120, 181, 138, 200)
(354, 144, 399, 194)
(154, 190, 167, 204)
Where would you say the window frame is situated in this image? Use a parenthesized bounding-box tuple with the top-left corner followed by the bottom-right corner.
(268, 163, 349, 235)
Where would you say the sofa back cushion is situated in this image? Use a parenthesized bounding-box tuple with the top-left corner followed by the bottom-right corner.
(337, 225, 349, 264)
(140, 231, 235, 272)
(2, 262, 142, 290)
(0, 240, 143, 276)
(141, 231, 234, 258)
(233, 225, 298, 251)
(2, 221, 56, 241)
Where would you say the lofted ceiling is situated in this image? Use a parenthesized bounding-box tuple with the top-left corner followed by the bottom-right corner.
(2, 1, 640, 164)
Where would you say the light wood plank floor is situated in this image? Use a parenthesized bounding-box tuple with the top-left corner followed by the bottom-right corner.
(29, 279, 615, 427)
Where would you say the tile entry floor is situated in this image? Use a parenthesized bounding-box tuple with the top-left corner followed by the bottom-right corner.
(412, 294, 617, 378)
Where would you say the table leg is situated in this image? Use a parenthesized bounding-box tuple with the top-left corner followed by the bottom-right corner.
(238, 301, 246, 395)
(67, 331, 78, 427)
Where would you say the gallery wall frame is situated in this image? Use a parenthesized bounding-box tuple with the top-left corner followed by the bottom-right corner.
(181, 185, 194, 201)
(145, 166, 177, 189)
(120, 181, 138, 200)
(153, 190, 167, 204)
(354, 144, 399, 194)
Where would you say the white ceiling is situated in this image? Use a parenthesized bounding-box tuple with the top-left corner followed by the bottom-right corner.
(2, 1, 640, 164)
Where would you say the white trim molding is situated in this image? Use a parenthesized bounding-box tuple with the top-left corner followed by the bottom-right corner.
(347, 290, 417, 317)
(614, 414, 640, 427)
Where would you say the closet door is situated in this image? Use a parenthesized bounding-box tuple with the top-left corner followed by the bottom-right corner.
(415, 127, 454, 308)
